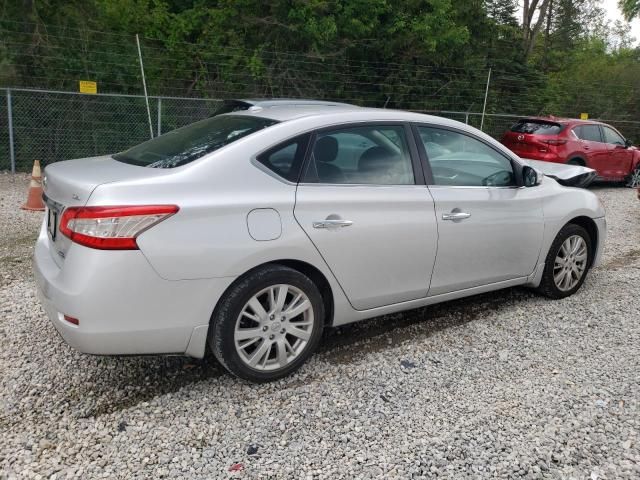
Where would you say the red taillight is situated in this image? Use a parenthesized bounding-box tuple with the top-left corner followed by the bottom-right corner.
(541, 139, 567, 146)
(59, 205, 179, 250)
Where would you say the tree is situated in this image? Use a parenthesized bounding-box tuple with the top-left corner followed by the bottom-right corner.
(523, 0, 553, 58)
(619, 0, 640, 20)
(486, 0, 519, 26)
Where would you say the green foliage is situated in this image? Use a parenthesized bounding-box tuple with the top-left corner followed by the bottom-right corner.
(0, 0, 639, 123)
(619, 0, 640, 20)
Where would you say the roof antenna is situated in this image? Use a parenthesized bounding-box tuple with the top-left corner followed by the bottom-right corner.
(383, 96, 391, 109)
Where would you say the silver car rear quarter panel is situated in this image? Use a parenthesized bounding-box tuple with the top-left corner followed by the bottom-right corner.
(33, 215, 234, 356)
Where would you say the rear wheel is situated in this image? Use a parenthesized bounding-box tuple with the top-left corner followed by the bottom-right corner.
(209, 264, 324, 382)
(537, 224, 592, 299)
(567, 158, 585, 166)
(625, 166, 640, 188)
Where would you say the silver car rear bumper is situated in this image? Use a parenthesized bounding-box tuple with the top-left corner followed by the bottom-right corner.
(33, 217, 234, 358)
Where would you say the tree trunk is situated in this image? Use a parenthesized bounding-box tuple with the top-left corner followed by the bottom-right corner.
(542, 0, 554, 70)
(522, 0, 552, 59)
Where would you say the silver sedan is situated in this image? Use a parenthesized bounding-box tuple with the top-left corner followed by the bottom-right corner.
(34, 105, 606, 382)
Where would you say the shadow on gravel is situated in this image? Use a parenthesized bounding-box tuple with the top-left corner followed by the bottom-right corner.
(0, 349, 227, 428)
(26, 287, 532, 421)
(602, 248, 640, 270)
(74, 354, 225, 419)
(58, 249, 626, 417)
(319, 287, 533, 365)
(587, 182, 627, 190)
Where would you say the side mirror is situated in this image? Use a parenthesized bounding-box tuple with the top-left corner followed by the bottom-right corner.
(523, 166, 540, 187)
(625, 139, 633, 148)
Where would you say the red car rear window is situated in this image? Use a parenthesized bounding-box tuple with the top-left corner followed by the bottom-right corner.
(510, 120, 563, 135)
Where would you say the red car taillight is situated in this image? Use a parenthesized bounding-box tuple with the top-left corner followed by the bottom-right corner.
(59, 205, 179, 250)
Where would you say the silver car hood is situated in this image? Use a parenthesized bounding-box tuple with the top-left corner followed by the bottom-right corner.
(520, 158, 597, 188)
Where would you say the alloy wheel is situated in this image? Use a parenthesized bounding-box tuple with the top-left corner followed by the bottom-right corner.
(626, 168, 640, 188)
(553, 235, 588, 292)
(234, 284, 314, 371)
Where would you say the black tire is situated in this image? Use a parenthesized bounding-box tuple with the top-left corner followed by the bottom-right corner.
(208, 264, 324, 382)
(567, 158, 585, 166)
(537, 223, 592, 299)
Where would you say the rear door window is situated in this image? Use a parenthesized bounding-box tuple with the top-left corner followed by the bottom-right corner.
(511, 120, 563, 135)
(303, 125, 415, 185)
(574, 125, 603, 143)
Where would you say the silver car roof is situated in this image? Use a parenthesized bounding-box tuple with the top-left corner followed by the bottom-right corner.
(237, 98, 355, 108)
(226, 105, 456, 125)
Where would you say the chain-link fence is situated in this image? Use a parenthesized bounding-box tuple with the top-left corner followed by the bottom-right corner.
(3, 20, 640, 172)
(1, 88, 221, 172)
(3, 87, 640, 172)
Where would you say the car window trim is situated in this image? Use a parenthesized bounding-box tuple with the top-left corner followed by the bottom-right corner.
(299, 121, 425, 186)
(411, 122, 522, 188)
(253, 133, 312, 184)
(595, 125, 605, 143)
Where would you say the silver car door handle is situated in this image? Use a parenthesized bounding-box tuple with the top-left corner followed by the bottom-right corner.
(442, 212, 471, 221)
(312, 219, 354, 229)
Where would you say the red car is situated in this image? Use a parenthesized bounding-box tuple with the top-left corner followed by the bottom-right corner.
(501, 117, 640, 187)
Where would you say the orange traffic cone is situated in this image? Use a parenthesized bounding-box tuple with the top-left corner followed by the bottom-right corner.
(21, 160, 45, 211)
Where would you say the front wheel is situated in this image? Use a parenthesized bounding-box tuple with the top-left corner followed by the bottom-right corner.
(625, 166, 640, 188)
(209, 264, 324, 382)
(537, 224, 592, 299)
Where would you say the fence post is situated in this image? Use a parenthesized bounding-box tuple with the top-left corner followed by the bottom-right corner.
(480, 68, 492, 132)
(6, 89, 15, 173)
(157, 97, 162, 136)
(465, 112, 469, 125)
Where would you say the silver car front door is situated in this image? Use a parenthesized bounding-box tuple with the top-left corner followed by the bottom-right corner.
(415, 125, 545, 296)
(294, 124, 438, 310)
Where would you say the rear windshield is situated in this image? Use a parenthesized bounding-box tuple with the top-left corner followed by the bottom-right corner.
(510, 120, 563, 135)
(113, 115, 278, 168)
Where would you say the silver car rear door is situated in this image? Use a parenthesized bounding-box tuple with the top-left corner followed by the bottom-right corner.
(294, 122, 438, 311)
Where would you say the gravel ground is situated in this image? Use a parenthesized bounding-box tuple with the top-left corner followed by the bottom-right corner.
(1, 172, 639, 479)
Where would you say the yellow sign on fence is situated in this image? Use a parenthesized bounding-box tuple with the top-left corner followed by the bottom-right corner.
(580, 112, 589, 120)
(79, 80, 97, 94)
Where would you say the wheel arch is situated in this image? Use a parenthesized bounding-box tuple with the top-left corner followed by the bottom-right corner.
(211, 259, 335, 328)
(566, 215, 598, 267)
(567, 156, 587, 166)
(272, 259, 335, 327)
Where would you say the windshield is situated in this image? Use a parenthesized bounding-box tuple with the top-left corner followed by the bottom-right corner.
(113, 115, 278, 168)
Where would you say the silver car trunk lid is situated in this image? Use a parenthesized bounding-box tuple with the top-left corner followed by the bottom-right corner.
(42, 155, 171, 267)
